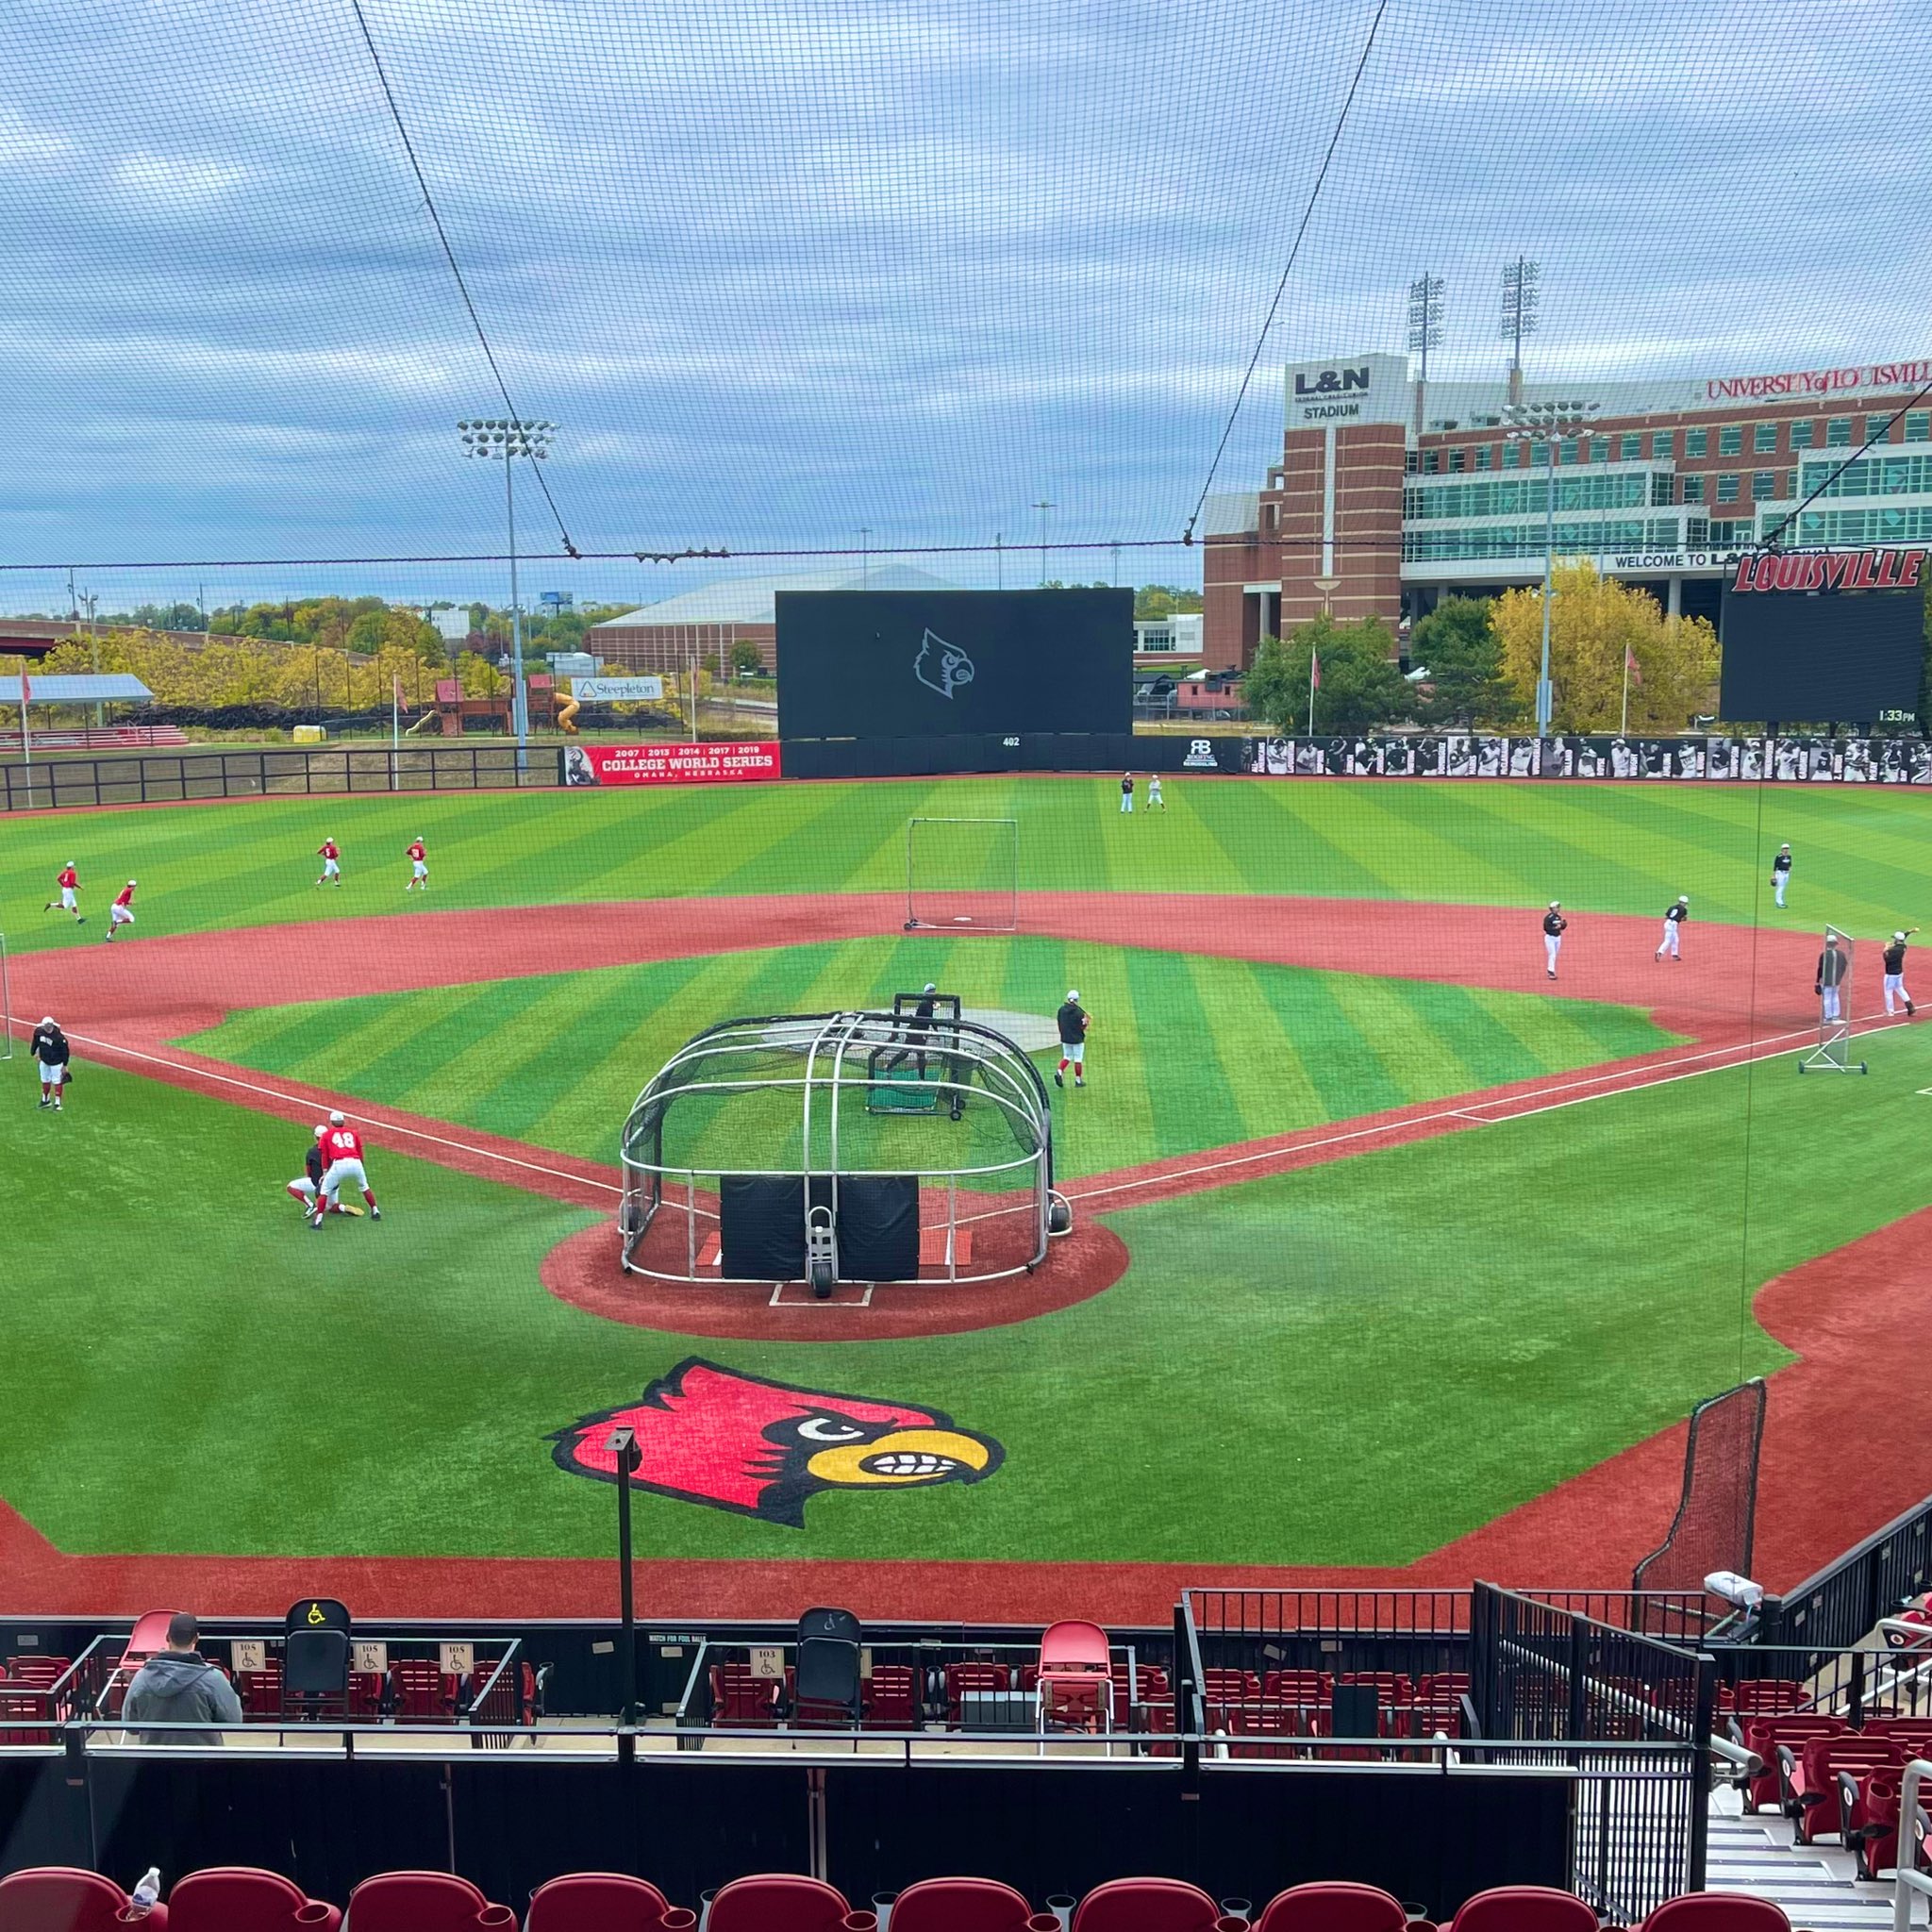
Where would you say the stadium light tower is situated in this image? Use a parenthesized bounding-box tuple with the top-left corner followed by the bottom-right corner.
(1500, 258, 1539, 405)
(1503, 399, 1601, 735)
(1032, 499, 1054, 587)
(1407, 272, 1442, 437)
(458, 417, 556, 768)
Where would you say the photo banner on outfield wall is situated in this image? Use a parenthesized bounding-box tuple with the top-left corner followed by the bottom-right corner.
(1238, 736, 1932, 782)
(559, 741, 781, 786)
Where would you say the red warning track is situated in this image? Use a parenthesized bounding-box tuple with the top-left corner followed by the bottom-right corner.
(1, 893, 1913, 1621)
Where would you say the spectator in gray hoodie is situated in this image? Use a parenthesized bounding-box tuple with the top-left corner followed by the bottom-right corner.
(121, 1612, 243, 1744)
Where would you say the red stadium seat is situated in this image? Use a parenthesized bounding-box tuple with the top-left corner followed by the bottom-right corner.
(388, 1659, 460, 1723)
(888, 1876, 1041, 1931)
(862, 1663, 920, 1729)
(1447, 1888, 1599, 1932)
(709, 1662, 781, 1728)
(467, 1658, 537, 1726)
(343, 1871, 516, 1930)
(704, 1874, 851, 1931)
(0, 1866, 168, 1930)
(1791, 1737, 1899, 1842)
(237, 1664, 284, 1720)
(943, 1663, 1011, 1723)
(1069, 1878, 1222, 1930)
(1253, 1881, 1414, 1932)
(1740, 1715, 1842, 1812)
(1727, 1680, 1807, 1716)
(0, 1690, 53, 1746)
(166, 1866, 341, 1931)
(525, 1873, 673, 1931)
(1635, 1897, 1790, 1932)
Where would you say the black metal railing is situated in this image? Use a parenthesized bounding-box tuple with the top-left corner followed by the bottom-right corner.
(1762, 1491, 1932, 1654)
(1, 742, 557, 810)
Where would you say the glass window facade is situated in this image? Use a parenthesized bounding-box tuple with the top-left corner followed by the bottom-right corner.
(1619, 433, 1641, 460)
(1402, 518, 1679, 563)
(1801, 453, 1932, 498)
(1794, 506, 1932, 546)
(1503, 441, 1523, 468)
(1861, 415, 1889, 444)
(1718, 425, 1742, 455)
(1474, 444, 1493, 470)
(1685, 428, 1707, 457)
(1650, 431, 1674, 459)
(1790, 420, 1815, 449)
(1680, 474, 1704, 503)
(1826, 417, 1852, 445)
(1754, 423, 1778, 453)
(1404, 473, 1650, 521)
(1716, 474, 1740, 502)
(1557, 438, 1579, 464)
(1590, 438, 1609, 463)
(1907, 411, 1930, 441)
(1752, 471, 1776, 499)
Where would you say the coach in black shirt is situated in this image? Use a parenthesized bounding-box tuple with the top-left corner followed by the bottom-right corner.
(30, 1017, 70, 1111)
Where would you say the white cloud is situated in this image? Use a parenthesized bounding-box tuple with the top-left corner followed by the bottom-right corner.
(111, 153, 247, 204)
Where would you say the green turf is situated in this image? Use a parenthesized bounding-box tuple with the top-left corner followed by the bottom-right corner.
(7, 1024, 1932, 1567)
(6, 778, 1932, 956)
(177, 938, 1678, 1181)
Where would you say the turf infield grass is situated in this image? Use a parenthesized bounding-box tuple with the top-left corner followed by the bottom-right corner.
(181, 939, 1678, 1183)
(5, 1028, 1931, 1567)
(7, 778, 1931, 957)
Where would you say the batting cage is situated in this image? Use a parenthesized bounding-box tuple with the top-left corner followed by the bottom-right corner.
(904, 817, 1019, 932)
(618, 1003, 1071, 1294)
(1631, 1377, 1768, 1635)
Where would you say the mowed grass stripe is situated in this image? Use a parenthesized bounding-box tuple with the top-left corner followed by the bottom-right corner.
(1244, 967, 1405, 1120)
(1181, 954, 1323, 1137)
(1128, 948, 1246, 1156)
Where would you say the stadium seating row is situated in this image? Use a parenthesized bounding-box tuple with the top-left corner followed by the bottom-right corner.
(1735, 1709, 1932, 1874)
(0, 1868, 1812, 1932)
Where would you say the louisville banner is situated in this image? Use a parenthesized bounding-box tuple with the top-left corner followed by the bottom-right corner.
(560, 740, 780, 786)
(1238, 736, 1932, 783)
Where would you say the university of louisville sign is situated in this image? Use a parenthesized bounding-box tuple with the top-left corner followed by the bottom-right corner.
(1730, 547, 1927, 592)
(1704, 359, 1932, 403)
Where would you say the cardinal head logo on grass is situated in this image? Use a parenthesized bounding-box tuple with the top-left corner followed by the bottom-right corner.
(550, 1358, 1003, 1525)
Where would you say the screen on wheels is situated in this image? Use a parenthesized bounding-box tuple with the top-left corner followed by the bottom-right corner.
(1719, 547, 1926, 725)
(775, 589, 1134, 739)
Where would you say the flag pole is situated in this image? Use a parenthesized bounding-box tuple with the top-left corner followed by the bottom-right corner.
(18, 662, 31, 809)
(1307, 646, 1317, 736)
(1620, 646, 1631, 736)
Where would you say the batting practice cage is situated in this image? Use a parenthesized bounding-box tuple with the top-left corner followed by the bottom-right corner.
(618, 1004, 1072, 1293)
(904, 817, 1019, 932)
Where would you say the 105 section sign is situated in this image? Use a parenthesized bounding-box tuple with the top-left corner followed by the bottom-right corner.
(560, 741, 781, 786)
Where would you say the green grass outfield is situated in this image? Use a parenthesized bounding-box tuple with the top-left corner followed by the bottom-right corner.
(7, 1026, 1932, 1566)
(6, 777, 1931, 955)
(183, 939, 1676, 1181)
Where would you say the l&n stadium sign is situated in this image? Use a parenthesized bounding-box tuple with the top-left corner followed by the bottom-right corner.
(1703, 358, 1932, 402)
(1729, 546, 1927, 592)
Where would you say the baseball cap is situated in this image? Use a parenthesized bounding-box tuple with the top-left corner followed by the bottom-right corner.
(1896, 930, 1908, 941)
(1548, 900, 1560, 909)
(314, 1124, 329, 1138)
(126, 878, 137, 886)
(1678, 894, 1689, 904)
(1066, 990, 1080, 1003)
(328, 1110, 345, 1125)
(39, 1015, 53, 1025)
(923, 982, 937, 994)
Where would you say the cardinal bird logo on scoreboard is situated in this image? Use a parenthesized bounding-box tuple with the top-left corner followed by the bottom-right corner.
(548, 1358, 1004, 1525)
(913, 628, 974, 699)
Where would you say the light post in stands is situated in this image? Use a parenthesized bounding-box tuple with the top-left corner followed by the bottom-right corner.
(606, 1424, 641, 1755)
(1502, 399, 1600, 736)
(458, 418, 556, 772)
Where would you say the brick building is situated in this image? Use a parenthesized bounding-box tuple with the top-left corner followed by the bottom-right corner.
(1204, 351, 1932, 669)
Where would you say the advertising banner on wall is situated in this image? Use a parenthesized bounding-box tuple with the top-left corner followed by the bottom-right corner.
(1239, 736, 1932, 783)
(559, 740, 781, 786)
(571, 675, 665, 702)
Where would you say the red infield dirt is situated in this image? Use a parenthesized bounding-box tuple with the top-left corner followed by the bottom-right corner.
(2, 893, 1907, 1621)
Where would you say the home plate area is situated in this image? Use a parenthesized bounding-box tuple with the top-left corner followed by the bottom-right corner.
(697, 1224, 974, 1285)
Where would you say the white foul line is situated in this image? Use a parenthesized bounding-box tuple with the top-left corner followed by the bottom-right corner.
(1063, 1012, 1907, 1209)
(51, 1028, 625, 1198)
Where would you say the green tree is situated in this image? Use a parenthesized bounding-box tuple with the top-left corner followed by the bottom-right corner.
(1241, 614, 1410, 734)
(1134, 584, 1205, 621)
(1411, 595, 1518, 727)
(729, 638, 764, 675)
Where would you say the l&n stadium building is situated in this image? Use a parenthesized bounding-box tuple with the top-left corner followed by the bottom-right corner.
(1200, 351, 1932, 668)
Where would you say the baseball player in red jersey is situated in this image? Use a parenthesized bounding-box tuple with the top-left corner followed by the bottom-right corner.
(405, 839, 428, 892)
(43, 862, 85, 924)
(312, 1109, 381, 1227)
(105, 880, 137, 941)
(315, 838, 342, 888)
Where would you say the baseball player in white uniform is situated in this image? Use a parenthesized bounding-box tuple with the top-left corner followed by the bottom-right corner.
(1772, 844, 1792, 908)
(1656, 895, 1689, 960)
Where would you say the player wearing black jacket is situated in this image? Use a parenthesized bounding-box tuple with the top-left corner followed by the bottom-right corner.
(1816, 936, 1849, 1022)
(1055, 991, 1090, 1089)
(30, 1017, 70, 1111)
(1883, 929, 1919, 1017)
(1541, 903, 1568, 980)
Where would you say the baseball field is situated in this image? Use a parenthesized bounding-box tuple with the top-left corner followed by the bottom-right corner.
(4, 774, 1930, 1623)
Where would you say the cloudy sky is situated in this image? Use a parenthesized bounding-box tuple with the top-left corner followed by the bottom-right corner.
(0, 0, 1925, 612)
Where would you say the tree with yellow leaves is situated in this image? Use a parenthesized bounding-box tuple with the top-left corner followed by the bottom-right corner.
(1491, 562, 1718, 733)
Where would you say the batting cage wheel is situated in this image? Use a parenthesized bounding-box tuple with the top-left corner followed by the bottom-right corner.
(619, 1007, 1067, 1289)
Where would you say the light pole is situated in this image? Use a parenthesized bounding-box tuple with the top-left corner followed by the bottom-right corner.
(1032, 500, 1054, 587)
(1500, 258, 1539, 408)
(858, 526, 872, 585)
(1504, 400, 1600, 736)
(459, 417, 556, 769)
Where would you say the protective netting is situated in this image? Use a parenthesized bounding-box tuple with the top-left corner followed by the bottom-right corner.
(0, 0, 1924, 611)
(1632, 1379, 1767, 1615)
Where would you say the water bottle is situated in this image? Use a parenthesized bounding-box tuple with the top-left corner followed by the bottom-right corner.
(129, 1867, 162, 1915)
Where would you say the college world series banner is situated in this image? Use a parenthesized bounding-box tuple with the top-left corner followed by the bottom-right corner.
(560, 741, 781, 786)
